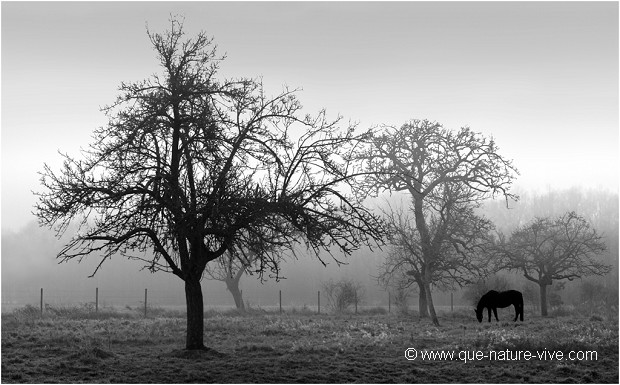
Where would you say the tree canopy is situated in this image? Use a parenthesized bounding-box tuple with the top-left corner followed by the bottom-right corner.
(360, 119, 518, 325)
(35, 18, 384, 349)
(501, 211, 609, 316)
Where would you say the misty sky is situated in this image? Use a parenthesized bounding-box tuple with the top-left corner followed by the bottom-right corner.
(2, 1, 618, 233)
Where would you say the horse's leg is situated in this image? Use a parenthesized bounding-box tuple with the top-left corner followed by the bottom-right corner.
(487, 308, 492, 322)
(493, 307, 499, 322)
(513, 304, 518, 322)
(520, 303, 524, 321)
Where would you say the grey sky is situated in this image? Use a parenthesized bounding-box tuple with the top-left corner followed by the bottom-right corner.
(2, 1, 618, 232)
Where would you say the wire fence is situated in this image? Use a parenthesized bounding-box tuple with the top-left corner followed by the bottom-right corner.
(1, 287, 472, 316)
(2, 288, 177, 315)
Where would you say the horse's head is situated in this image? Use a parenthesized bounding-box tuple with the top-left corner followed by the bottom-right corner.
(474, 307, 483, 323)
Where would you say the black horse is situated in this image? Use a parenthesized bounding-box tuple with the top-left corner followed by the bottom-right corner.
(475, 290, 524, 323)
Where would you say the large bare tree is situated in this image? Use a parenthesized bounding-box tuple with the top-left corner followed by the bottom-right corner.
(378, 184, 496, 319)
(360, 119, 518, 325)
(34, 19, 383, 350)
(501, 211, 610, 316)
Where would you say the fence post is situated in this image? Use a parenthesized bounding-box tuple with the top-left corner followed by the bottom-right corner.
(317, 290, 320, 315)
(451, 292, 454, 313)
(279, 290, 282, 314)
(40, 288, 43, 316)
(96, 287, 99, 313)
(144, 288, 148, 317)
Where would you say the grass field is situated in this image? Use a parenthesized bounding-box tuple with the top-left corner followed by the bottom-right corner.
(1, 305, 618, 383)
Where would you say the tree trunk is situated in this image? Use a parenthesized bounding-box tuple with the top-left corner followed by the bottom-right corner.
(225, 278, 245, 310)
(424, 282, 440, 326)
(417, 282, 429, 318)
(224, 264, 245, 310)
(539, 283, 548, 317)
(185, 278, 206, 350)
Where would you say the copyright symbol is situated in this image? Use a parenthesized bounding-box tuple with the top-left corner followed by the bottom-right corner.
(405, 348, 418, 361)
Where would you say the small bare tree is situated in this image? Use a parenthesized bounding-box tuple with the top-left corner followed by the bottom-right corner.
(202, 247, 261, 311)
(501, 211, 610, 316)
(322, 278, 365, 313)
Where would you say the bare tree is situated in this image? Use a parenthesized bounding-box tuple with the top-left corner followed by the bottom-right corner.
(202, 247, 258, 311)
(322, 278, 365, 313)
(360, 120, 518, 325)
(203, 240, 286, 311)
(501, 211, 610, 316)
(378, 185, 497, 320)
(378, 226, 431, 317)
(34, 18, 384, 350)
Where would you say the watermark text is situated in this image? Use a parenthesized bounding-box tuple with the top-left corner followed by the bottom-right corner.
(405, 348, 598, 363)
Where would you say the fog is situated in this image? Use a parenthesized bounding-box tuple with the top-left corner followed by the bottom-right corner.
(2, 187, 617, 314)
(0, 220, 392, 312)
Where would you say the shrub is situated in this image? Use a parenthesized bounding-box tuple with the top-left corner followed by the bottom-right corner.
(548, 292, 564, 309)
(579, 280, 618, 314)
(322, 278, 365, 313)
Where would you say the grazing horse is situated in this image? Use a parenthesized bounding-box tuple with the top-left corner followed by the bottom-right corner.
(475, 290, 524, 323)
